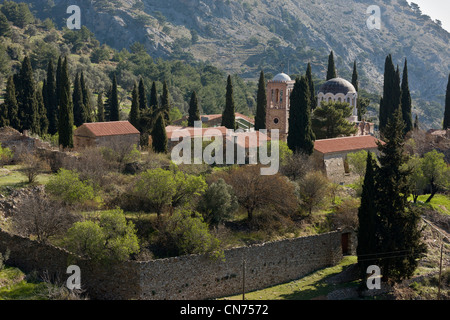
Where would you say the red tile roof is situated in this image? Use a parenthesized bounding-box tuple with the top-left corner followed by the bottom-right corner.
(76, 121, 140, 137)
(166, 126, 229, 140)
(314, 135, 383, 154)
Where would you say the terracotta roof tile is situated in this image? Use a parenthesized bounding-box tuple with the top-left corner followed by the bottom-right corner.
(314, 135, 383, 154)
(76, 121, 140, 137)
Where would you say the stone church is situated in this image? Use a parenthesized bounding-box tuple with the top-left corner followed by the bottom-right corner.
(265, 73, 374, 141)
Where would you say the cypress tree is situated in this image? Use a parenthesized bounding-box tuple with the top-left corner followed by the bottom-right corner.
(4, 76, 19, 130)
(161, 80, 171, 124)
(58, 57, 73, 149)
(36, 86, 48, 136)
(109, 74, 120, 121)
(379, 55, 401, 135)
(129, 82, 140, 129)
(287, 76, 315, 154)
(401, 59, 413, 134)
(0, 102, 8, 128)
(138, 78, 147, 111)
(255, 70, 267, 130)
(221, 75, 236, 129)
(306, 63, 316, 110)
(444, 74, 450, 129)
(188, 91, 200, 127)
(357, 151, 379, 279)
(375, 107, 426, 283)
(351, 61, 359, 93)
(326, 51, 337, 80)
(0, 11, 11, 37)
(414, 114, 419, 130)
(17, 56, 39, 133)
(72, 72, 86, 127)
(96, 92, 105, 122)
(56, 56, 62, 109)
(152, 113, 168, 153)
(80, 72, 93, 122)
(149, 81, 158, 112)
(45, 60, 58, 135)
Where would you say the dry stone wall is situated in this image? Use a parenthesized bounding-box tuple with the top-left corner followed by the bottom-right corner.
(0, 229, 344, 300)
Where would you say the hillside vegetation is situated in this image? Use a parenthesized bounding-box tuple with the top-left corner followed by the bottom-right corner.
(15, 0, 450, 128)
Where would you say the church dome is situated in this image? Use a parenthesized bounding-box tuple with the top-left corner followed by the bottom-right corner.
(319, 78, 356, 95)
(272, 73, 292, 82)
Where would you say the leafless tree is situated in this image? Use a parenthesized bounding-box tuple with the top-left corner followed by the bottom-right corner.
(297, 171, 331, 216)
(11, 193, 81, 243)
(280, 152, 315, 181)
(20, 152, 51, 183)
(224, 165, 298, 221)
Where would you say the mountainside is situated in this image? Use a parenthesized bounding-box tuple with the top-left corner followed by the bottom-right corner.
(11, 0, 450, 128)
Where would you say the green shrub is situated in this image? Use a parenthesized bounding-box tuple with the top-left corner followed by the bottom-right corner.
(45, 169, 97, 205)
(153, 209, 223, 260)
(63, 209, 139, 263)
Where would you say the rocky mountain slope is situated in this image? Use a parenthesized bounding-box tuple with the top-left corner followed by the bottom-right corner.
(17, 0, 450, 127)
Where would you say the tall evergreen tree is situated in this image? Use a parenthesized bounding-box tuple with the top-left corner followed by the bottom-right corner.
(414, 114, 419, 130)
(96, 92, 105, 122)
(36, 86, 48, 136)
(255, 70, 267, 130)
(44, 60, 58, 135)
(374, 107, 426, 283)
(72, 72, 86, 127)
(129, 82, 140, 128)
(161, 80, 171, 124)
(306, 63, 316, 110)
(17, 56, 39, 133)
(80, 72, 93, 122)
(58, 57, 73, 149)
(149, 81, 158, 112)
(287, 76, 315, 154)
(56, 56, 63, 109)
(379, 55, 401, 135)
(357, 151, 379, 279)
(109, 74, 120, 121)
(351, 61, 359, 93)
(326, 51, 337, 80)
(138, 78, 147, 111)
(401, 59, 413, 134)
(0, 102, 8, 128)
(4, 76, 19, 130)
(221, 75, 236, 129)
(444, 74, 450, 129)
(188, 91, 200, 127)
(0, 11, 11, 37)
(152, 113, 168, 153)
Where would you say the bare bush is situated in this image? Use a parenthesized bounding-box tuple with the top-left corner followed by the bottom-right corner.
(328, 197, 360, 230)
(20, 153, 50, 183)
(10, 193, 81, 243)
(62, 147, 113, 186)
(280, 152, 315, 181)
(297, 171, 331, 216)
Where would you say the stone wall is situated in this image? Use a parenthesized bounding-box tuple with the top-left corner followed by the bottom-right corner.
(0, 229, 345, 300)
(138, 231, 343, 300)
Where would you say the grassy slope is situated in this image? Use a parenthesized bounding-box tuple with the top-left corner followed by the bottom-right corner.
(222, 256, 358, 300)
(0, 267, 48, 300)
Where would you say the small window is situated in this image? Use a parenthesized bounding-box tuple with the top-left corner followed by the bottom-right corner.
(274, 118, 279, 124)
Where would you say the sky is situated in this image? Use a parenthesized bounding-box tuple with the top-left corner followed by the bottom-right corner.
(407, 0, 450, 32)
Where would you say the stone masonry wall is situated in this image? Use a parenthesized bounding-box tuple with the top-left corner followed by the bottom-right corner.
(0, 229, 344, 300)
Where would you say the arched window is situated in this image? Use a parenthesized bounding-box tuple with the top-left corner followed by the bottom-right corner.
(280, 90, 283, 103)
(275, 89, 279, 103)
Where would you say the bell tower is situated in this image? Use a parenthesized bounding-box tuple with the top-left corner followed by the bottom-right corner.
(266, 73, 295, 142)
